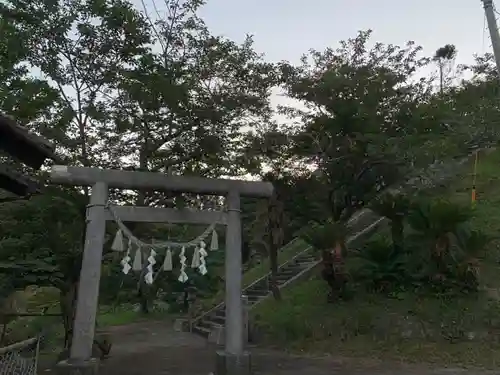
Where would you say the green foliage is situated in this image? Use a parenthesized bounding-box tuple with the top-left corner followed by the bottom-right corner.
(350, 198, 489, 296)
(0, 189, 84, 290)
(301, 219, 347, 251)
(158, 247, 225, 312)
(370, 192, 410, 222)
(407, 199, 472, 239)
(349, 237, 408, 292)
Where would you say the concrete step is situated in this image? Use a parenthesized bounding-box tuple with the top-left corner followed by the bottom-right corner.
(247, 295, 263, 302)
(245, 289, 268, 296)
(246, 293, 268, 300)
(198, 319, 219, 330)
(215, 309, 226, 317)
(192, 324, 211, 338)
(211, 315, 226, 324)
(247, 280, 269, 288)
(293, 255, 315, 262)
(294, 255, 316, 262)
(283, 264, 308, 272)
(279, 268, 302, 275)
(277, 271, 298, 277)
(292, 259, 316, 267)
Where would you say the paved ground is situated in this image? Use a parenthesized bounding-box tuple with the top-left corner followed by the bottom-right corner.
(85, 321, 500, 375)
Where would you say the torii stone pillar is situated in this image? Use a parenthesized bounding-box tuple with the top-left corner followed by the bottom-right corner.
(50, 165, 273, 375)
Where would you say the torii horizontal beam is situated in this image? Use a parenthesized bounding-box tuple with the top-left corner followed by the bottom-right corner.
(50, 165, 273, 197)
(103, 206, 227, 225)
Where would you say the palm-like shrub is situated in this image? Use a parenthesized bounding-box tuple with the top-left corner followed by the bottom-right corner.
(407, 199, 481, 289)
(301, 219, 347, 254)
(301, 219, 349, 302)
(408, 199, 472, 257)
(350, 237, 408, 293)
(452, 228, 491, 291)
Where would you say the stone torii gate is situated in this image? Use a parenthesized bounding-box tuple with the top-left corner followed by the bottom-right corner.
(50, 165, 273, 375)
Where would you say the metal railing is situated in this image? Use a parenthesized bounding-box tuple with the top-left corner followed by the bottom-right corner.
(0, 336, 40, 375)
(191, 208, 371, 326)
(250, 215, 387, 309)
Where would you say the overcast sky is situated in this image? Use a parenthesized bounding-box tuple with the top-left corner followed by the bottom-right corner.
(196, 0, 489, 66)
(137, 0, 493, 120)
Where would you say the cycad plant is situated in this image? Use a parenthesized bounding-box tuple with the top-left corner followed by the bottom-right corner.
(351, 237, 408, 293)
(302, 219, 347, 257)
(301, 219, 348, 302)
(370, 192, 410, 253)
(453, 228, 491, 291)
(407, 199, 472, 282)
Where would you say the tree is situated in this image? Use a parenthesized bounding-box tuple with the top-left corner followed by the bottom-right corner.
(1, 0, 280, 316)
(2, 0, 152, 168)
(278, 30, 430, 222)
(0, 3, 60, 144)
(434, 44, 457, 94)
(445, 53, 500, 150)
(106, 0, 279, 195)
(0, 188, 86, 347)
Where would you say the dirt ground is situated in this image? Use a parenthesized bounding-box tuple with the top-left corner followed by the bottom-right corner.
(58, 321, 497, 375)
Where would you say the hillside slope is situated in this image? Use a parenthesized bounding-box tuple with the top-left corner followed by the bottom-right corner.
(252, 148, 500, 368)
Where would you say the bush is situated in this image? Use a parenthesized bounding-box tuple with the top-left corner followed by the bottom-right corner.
(350, 198, 490, 296)
(349, 237, 408, 293)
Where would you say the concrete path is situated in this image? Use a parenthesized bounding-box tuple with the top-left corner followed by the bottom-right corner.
(92, 321, 500, 375)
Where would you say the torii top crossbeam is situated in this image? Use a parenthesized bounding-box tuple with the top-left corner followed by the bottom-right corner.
(50, 165, 274, 197)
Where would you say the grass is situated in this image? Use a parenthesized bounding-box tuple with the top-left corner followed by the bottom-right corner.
(253, 278, 500, 368)
(251, 147, 500, 368)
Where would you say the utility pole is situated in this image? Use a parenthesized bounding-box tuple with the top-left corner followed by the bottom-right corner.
(482, 0, 500, 76)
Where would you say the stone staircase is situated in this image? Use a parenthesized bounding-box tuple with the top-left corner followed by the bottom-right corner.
(190, 208, 386, 340)
(191, 248, 318, 338)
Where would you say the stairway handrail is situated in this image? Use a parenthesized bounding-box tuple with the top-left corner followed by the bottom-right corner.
(191, 208, 369, 325)
(240, 208, 369, 293)
(250, 215, 386, 310)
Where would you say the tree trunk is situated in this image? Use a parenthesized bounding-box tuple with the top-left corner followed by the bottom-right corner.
(391, 218, 404, 253)
(322, 238, 348, 303)
(268, 195, 283, 301)
(0, 323, 7, 344)
(269, 239, 281, 301)
(59, 281, 78, 350)
(439, 63, 444, 94)
(321, 249, 336, 302)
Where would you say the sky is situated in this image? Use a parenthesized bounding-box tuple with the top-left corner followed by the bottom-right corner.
(137, 0, 494, 119)
(196, 0, 489, 67)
